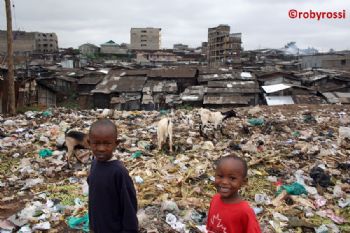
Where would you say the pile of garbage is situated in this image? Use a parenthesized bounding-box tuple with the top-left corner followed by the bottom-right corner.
(0, 105, 349, 232)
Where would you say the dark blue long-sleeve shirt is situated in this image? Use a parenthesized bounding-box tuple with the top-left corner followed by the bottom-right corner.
(88, 159, 138, 233)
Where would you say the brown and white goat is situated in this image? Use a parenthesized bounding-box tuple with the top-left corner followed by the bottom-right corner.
(65, 131, 90, 168)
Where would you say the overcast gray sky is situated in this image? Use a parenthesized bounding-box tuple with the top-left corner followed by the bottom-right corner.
(1, 0, 349, 52)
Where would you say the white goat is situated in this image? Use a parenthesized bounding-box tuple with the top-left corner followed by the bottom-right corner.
(157, 117, 173, 152)
(99, 109, 114, 118)
(199, 108, 225, 129)
(199, 108, 237, 134)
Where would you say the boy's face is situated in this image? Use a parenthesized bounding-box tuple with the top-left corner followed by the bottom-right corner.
(89, 125, 118, 162)
(214, 159, 247, 203)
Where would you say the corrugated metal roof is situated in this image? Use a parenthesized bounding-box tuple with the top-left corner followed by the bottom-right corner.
(265, 96, 294, 106)
(143, 81, 178, 93)
(203, 95, 252, 105)
(92, 70, 147, 94)
(165, 94, 182, 104)
(114, 76, 147, 92)
(241, 72, 253, 79)
(148, 67, 197, 78)
(110, 94, 142, 104)
(206, 88, 259, 94)
(77, 76, 103, 85)
(124, 70, 148, 76)
(55, 76, 77, 83)
(110, 97, 126, 104)
(208, 80, 258, 88)
(322, 92, 339, 104)
(262, 84, 291, 93)
(334, 92, 350, 98)
(322, 92, 350, 104)
(198, 73, 238, 82)
(206, 81, 260, 94)
(293, 95, 324, 104)
(306, 74, 328, 82)
(180, 86, 205, 101)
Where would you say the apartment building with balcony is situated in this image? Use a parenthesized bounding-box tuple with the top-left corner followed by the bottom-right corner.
(207, 25, 241, 67)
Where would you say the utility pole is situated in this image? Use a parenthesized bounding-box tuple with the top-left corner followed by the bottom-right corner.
(5, 0, 16, 114)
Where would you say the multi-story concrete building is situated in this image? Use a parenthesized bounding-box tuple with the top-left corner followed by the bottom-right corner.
(100, 40, 128, 55)
(173, 43, 189, 53)
(207, 25, 241, 67)
(130, 28, 161, 51)
(79, 43, 100, 56)
(0, 30, 58, 54)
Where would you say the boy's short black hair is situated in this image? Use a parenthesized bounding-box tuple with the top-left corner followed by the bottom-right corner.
(215, 155, 248, 177)
(89, 118, 117, 136)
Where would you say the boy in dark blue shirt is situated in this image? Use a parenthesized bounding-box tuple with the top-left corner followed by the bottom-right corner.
(88, 119, 138, 233)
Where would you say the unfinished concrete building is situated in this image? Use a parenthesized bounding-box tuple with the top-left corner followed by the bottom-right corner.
(130, 28, 161, 51)
(0, 30, 58, 55)
(207, 25, 241, 67)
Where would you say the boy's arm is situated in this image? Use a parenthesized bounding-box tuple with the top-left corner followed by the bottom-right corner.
(118, 169, 139, 233)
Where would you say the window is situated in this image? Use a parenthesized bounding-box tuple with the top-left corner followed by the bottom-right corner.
(141, 44, 147, 47)
(341, 59, 346, 65)
(141, 30, 147, 33)
(141, 39, 147, 42)
(141, 35, 147, 38)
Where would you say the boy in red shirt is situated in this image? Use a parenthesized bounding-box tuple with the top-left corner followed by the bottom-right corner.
(206, 155, 261, 233)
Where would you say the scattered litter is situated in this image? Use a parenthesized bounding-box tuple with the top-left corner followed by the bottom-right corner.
(0, 106, 349, 232)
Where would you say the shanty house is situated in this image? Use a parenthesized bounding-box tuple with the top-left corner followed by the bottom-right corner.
(77, 72, 104, 109)
(92, 70, 147, 110)
(204, 80, 260, 107)
(261, 84, 324, 105)
(37, 81, 57, 107)
(256, 71, 301, 86)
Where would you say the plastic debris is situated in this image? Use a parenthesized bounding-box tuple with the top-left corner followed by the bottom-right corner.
(338, 198, 350, 208)
(315, 195, 327, 208)
(248, 118, 264, 126)
(38, 149, 53, 158)
(316, 209, 346, 224)
(253, 207, 264, 215)
(161, 200, 180, 214)
(131, 150, 143, 159)
(134, 175, 144, 184)
(66, 213, 89, 232)
(165, 213, 186, 232)
(42, 110, 53, 117)
(0, 219, 16, 231)
(276, 182, 307, 196)
(254, 193, 271, 205)
(32, 221, 51, 230)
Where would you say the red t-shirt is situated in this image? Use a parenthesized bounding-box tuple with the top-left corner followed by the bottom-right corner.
(206, 194, 261, 233)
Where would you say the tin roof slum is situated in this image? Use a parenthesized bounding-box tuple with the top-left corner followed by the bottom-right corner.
(0, 47, 350, 232)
